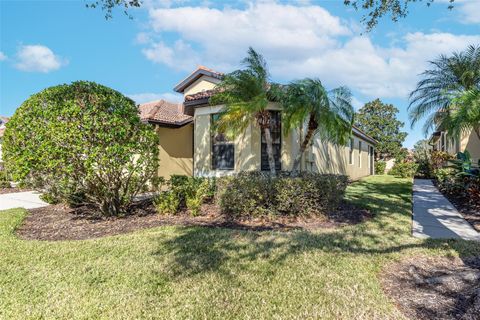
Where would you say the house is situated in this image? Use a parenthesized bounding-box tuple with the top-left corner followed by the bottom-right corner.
(139, 66, 377, 179)
(429, 129, 480, 165)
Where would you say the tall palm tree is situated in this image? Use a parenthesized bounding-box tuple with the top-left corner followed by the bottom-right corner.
(210, 47, 278, 174)
(409, 45, 480, 134)
(280, 79, 354, 173)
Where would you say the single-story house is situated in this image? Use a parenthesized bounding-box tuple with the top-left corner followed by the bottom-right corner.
(139, 66, 377, 180)
(430, 128, 480, 165)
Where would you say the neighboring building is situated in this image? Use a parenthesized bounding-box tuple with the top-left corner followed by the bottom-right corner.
(140, 66, 377, 180)
(430, 129, 480, 165)
(0, 116, 10, 164)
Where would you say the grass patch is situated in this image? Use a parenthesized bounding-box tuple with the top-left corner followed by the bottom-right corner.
(0, 175, 479, 319)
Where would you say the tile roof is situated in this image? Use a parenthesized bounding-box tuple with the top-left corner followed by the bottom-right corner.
(139, 100, 193, 127)
(184, 89, 218, 102)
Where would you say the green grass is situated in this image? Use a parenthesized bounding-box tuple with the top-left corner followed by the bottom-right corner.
(0, 175, 479, 319)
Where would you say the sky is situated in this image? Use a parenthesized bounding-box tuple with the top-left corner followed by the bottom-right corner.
(1, 0, 479, 148)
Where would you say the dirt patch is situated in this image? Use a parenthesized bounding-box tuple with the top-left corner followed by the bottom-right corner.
(382, 256, 480, 320)
(0, 187, 32, 195)
(16, 201, 371, 241)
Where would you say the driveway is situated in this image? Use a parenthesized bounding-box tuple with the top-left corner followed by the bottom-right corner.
(0, 191, 49, 210)
(412, 179, 480, 241)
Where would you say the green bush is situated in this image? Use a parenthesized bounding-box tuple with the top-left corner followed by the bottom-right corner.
(217, 172, 348, 218)
(154, 175, 215, 216)
(2, 81, 159, 216)
(388, 162, 418, 178)
(374, 161, 386, 175)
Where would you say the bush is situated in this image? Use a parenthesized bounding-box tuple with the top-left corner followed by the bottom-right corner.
(2, 81, 159, 216)
(430, 151, 452, 172)
(388, 162, 418, 178)
(0, 169, 11, 188)
(155, 175, 215, 216)
(217, 171, 348, 218)
(375, 161, 386, 175)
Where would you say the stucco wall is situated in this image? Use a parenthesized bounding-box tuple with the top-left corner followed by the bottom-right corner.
(193, 103, 374, 179)
(184, 76, 219, 96)
(461, 130, 480, 165)
(157, 124, 193, 178)
(310, 135, 374, 180)
(193, 103, 294, 176)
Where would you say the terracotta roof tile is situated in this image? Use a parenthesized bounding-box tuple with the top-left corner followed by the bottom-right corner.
(184, 89, 218, 102)
(139, 100, 192, 126)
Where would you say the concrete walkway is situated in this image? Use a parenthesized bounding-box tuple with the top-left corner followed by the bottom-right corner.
(0, 191, 49, 210)
(413, 179, 480, 241)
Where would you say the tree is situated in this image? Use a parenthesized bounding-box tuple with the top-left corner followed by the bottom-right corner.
(210, 47, 278, 175)
(3, 81, 159, 216)
(344, 0, 455, 31)
(439, 89, 480, 141)
(356, 99, 407, 160)
(409, 45, 480, 135)
(280, 79, 354, 173)
(86, 0, 141, 19)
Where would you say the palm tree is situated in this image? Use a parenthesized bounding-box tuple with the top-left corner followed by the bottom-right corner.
(210, 47, 278, 174)
(280, 79, 354, 173)
(409, 45, 480, 134)
(440, 89, 480, 141)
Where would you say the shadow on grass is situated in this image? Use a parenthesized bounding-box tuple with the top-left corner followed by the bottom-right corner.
(152, 177, 480, 280)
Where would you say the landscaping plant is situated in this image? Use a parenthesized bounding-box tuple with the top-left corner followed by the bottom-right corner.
(2, 81, 159, 216)
(388, 162, 418, 178)
(374, 160, 386, 175)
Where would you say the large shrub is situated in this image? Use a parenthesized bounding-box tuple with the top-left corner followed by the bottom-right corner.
(217, 171, 348, 217)
(3, 81, 159, 216)
(388, 162, 418, 178)
(155, 175, 215, 216)
(374, 160, 386, 175)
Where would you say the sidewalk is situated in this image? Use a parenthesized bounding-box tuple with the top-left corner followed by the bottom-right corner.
(412, 179, 480, 241)
(0, 191, 48, 210)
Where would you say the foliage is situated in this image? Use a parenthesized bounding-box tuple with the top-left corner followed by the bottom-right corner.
(154, 175, 215, 216)
(355, 99, 407, 160)
(0, 169, 11, 188)
(375, 160, 386, 175)
(409, 45, 480, 134)
(86, 0, 141, 19)
(388, 162, 418, 178)
(439, 89, 480, 141)
(210, 47, 278, 174)
(344, 0, 455, 31)
(218, 171, 348, 217)
(279, 79, 354, 172)
(2, 81, 159, 216)
(413, 139, 433, 178)
(430, 151, 453, 172)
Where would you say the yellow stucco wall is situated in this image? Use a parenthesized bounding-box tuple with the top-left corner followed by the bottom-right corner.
(193, 103, 373, 179)
(157, 124, 193, 178)
(183, 76, 220, 96)
(461, 130, 480, 164)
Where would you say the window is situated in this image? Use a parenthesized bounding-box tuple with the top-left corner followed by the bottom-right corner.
(358, 141, 362, 168)
(349, 138, 354, 165)
(261, 111, 282, 171)
(211, 114, 234, 170)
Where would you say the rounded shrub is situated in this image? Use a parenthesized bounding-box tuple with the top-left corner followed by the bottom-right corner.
(3, 81, 159, 216)
(374, 160, 386, 175)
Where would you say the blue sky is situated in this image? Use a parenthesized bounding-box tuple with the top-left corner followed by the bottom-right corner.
(1, 0, 479, 148)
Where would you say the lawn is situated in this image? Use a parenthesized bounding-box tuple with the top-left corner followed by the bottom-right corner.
(0, 175, 478, 319)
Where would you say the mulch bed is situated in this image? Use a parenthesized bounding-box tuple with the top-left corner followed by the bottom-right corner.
(381, 256, 480, 320)
(432, 180, 480, 232)
(0, 187, 32, 195)
(16, 201, 371, 241)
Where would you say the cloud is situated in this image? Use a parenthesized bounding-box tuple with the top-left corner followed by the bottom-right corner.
(0, 52, 6, 61)
(15, 45, 67, 73)
(127, 92, 183, 104)
(140, 1, 480, 99)
(457, 0, 480, 24)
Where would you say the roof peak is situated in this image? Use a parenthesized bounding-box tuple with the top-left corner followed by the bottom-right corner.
(174, 66, 223, 93)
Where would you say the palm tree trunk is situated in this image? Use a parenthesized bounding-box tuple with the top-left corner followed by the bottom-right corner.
(263, 127, 277, 176)
(474, 126, 480, 141)
(291, 115, 318, 173)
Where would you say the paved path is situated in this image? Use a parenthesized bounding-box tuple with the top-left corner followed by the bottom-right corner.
(0, 191, 49, 210)
(412, 179, 480, 241)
